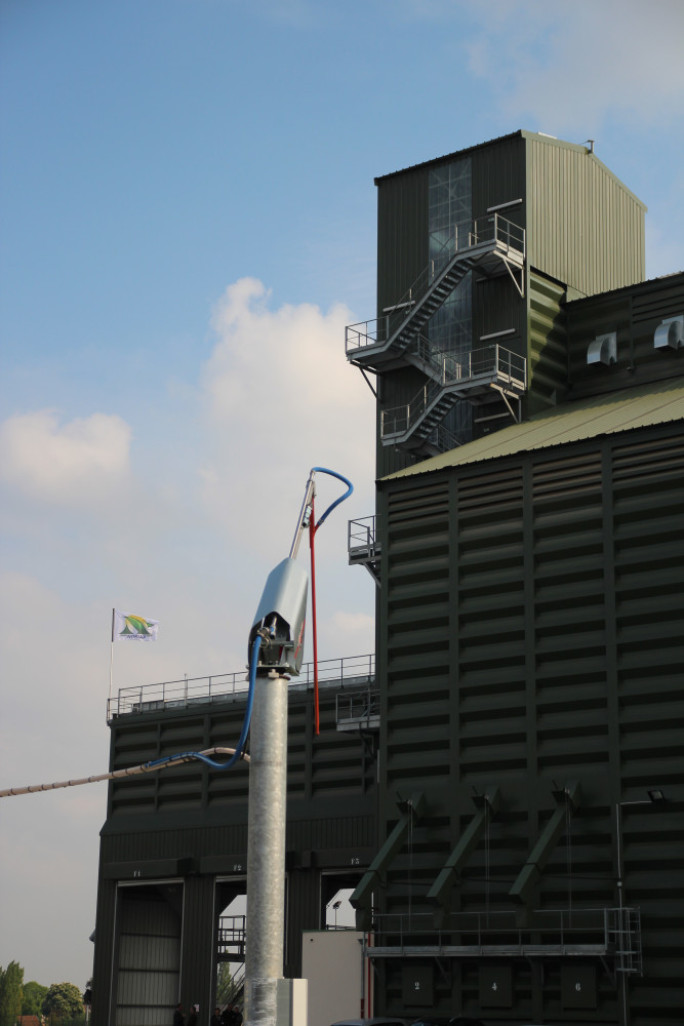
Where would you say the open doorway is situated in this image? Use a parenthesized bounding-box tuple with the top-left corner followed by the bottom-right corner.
(215, 880, 247, 1014)
(113, 882, 184, 1026)
(325, 887, 356, 929)
(321, 872, 361, 929)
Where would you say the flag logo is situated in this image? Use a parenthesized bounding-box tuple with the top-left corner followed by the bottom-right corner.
(114, 609, 159, 642)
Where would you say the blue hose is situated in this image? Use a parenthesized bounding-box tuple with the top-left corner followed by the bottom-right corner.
(144, 634, 262, 772)
(140, 467, 353, 774)
(311, 466, 353, 527)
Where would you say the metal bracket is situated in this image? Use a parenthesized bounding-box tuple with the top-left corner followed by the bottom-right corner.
(502, 255, 525, 297)
(490, 383, 522, 423)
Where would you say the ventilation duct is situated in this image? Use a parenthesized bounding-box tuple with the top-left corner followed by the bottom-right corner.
(654, 315, 684, 351)
(586, 332, 617, 366)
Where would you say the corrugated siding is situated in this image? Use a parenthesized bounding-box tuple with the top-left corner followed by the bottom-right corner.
(566, 272, 684, 394)
(526, 271, 568, 415)
(612, 430, 684, 1012)
(473, 272, 526, 343)
(383, 479, 451, 793)
(375, 138, 530, 476)
(372, 134, 648, 479)
(93, 879, 118, 1026)
(613, 431, 684, 748)
(471, 132, 526, 219)
(181, 876, 214, 1013)
(526, 137, 645, 297)
(455, 463, 527, 776)
(376, 362, 437, 480)
(375, 163, 438, 479)
(108, 680, 374, 818)
(98, 680, 379, 1004)
(114, 886, 182, 1026)
(102, 825, 247, 864)
(385, 376, 684, 479)
(379, 422, 684, 1019)
(630, 274, 684, 363)
(376, 165, 428, 314)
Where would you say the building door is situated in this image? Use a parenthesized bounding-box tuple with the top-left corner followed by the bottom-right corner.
(114, 882, 184, 1026)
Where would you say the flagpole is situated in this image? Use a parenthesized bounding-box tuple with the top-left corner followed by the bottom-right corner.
(108, 608, 116, 714)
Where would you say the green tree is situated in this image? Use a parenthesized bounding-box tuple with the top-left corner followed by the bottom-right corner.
(216, 963, 233, 1004)
(41, 983, 83, 1023)
(22, 982, 48, 1018)
(0, 961, 24, 1026)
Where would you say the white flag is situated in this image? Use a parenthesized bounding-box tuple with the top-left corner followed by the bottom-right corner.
(113, 609, 160, 642)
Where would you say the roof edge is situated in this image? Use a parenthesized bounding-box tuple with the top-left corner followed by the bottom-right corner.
(381, 377, 684, 483)
(374, 131, 647, 212)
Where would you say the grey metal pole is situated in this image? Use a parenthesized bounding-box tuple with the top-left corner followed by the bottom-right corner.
(244, 670, 289, 1026)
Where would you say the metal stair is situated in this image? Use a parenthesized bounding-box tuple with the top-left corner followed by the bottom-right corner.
(346, 214, 525, 371)
(381, 343, 527, 450)
(226, 963, 245, 1008)
(348, 516, 381, 585)
(382, 254, 478, 358)
(217, 914, 246, 961)
(390, 384, 461, 450)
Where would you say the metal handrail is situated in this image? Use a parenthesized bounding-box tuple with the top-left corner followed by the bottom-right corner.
(368, 906, 641, 967)
(345, 213, 525, 354)
(336, 686, 380, 726)
(108, 653, 375, 718)
(381, 343, 527, 439)
(218, 914, 247, 950)
(428, 421, 469, 451)
(348, 515, 379, 555)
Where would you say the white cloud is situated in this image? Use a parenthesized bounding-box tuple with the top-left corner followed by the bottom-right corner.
(462, 0, 684, 135)
(200, 277, 375, 547)
(0, 568, 250, 986)
(321, 609, 375, 656)
(0, 280, 377, 987)
(0, 410, 132, 505)
(199, 277, 377, 667)
(206, 277, 367, 420)
(0, 571, 110, 985)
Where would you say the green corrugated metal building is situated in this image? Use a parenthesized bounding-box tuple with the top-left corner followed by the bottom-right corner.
(92, 665, 380, 1025)
(345, 133, 683, 1025)
(348, 130, 646, 477)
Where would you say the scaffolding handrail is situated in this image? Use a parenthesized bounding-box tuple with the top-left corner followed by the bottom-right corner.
(345, 213, 525, 354)
(108, 653, 376, 719)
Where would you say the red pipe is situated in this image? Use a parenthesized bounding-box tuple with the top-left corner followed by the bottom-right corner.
(309, 497, 320, 735)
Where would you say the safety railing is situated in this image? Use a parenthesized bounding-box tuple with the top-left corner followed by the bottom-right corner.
(345, 214, 525, 354)
(348, 516, 379, 558)
(381, 343, 526, 440)
(336, 686, 380, 729)
(428, 421, 469, 452)
(218, 914, 247, 955)
(108, 653, 375, 719)
(226, 962, 246, 1006)
(471, 211, 525, 253)
(368, 906, 641, 969)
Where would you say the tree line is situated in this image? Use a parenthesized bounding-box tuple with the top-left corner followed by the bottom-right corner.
(0, 963, 88, 1026)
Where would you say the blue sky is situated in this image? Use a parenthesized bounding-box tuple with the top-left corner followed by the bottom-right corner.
(1, 0, 683, 991)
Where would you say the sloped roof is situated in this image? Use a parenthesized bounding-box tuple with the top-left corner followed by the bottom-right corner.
(374, 130, 526, 182)
(383, 377, 684, 481)
(374, 129, 646, 210)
